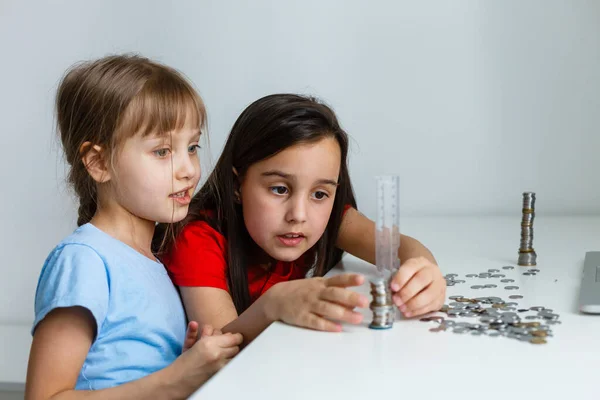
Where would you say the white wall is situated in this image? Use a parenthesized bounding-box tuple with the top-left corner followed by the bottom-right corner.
(1, 0, 598, 324)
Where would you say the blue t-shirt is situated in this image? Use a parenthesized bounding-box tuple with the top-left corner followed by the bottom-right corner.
(32, 223, 186, 390)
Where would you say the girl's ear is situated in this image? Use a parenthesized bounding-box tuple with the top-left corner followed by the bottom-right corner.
(80, 142, 111, 184)
(232, 167, 241, 203)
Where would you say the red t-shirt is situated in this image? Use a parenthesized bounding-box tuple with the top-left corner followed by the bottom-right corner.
(164, 220, 309, 303)
(164, 204, 352, 303)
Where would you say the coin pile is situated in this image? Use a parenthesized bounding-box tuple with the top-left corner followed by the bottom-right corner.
(422, 295, 560, 344)
(368, 277, 395, 329)
(518, 192, 537, 266)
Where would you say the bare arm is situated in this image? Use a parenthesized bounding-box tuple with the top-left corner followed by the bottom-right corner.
(179, 287, 275, 346)
(179, 274, 367, 347)
(337, 207, 437, 265)
(26, 307, 211, 400)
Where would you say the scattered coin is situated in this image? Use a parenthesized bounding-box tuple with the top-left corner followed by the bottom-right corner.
(505, 286, 519, 290)
(502, 266, 515, 270)
(424, 294, 559, 345)
(530, 337, 547, 344)
(509, 295, 524, 299)
(501, 279, 515, 283)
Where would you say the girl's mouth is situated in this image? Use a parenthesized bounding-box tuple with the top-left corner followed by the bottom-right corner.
(277, 233, 305, 247)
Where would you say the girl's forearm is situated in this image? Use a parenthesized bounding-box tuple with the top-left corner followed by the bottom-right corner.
(220, 287, 279, 346)
(337, 207, 437, 265)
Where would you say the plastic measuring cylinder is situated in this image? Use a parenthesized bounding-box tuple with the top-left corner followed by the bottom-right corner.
(375, 175, 400, 276)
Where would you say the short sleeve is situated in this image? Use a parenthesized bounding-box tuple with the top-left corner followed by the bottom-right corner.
(165, 221, 228, 290)
(32, 244, 109, 336)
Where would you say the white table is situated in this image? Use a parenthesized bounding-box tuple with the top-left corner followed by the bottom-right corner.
(0, 324, 31, 391)
(191, 216, 600, 400)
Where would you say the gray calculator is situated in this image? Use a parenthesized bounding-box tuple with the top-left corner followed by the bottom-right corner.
(579, 251, 600, 314)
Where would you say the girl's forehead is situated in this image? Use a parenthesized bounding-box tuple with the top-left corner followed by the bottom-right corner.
(249, 137, 341, 179)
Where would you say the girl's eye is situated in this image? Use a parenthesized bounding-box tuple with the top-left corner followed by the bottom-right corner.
(312, 191, 329, 200)
(153, 148, 170, 158)
(188, 144, 201, 154)
(270, 186, 288, 195)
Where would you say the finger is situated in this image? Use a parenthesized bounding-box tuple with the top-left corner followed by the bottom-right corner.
(220, 345, 241, 359)
(325, 273, 365, 288)
(182, 321, 199, 351)
(312, 299, 364, 324)
(403, 295, 444, 318)
(395, 268, 434, 306)
(213, 332, 244, 348)
(302, 313, 342, 332)
(186, 321, 199, 338)
(319, 286, 368, 309)
(213, 329, 223, 336)
(390, 257, 428, 292)
(401, 281, 446, 318)
(200, 324, 215, 338)
(398, 286, 435, 315)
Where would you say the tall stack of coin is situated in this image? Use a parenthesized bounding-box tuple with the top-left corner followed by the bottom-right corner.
(518, 192, 537, 266)
(369, 277, 395, 329)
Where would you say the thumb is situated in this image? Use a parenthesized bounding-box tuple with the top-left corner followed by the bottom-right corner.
(182, 321, 199, 353)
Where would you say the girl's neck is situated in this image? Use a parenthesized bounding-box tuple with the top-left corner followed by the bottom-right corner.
(249, 245, 277, 270)
(90, 202, 156, 261)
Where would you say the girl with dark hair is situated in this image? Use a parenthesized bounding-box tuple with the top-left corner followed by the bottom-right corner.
(159, 93, 445, 345)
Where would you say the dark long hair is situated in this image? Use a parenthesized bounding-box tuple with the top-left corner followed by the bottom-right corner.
(158, 93, 356, 314)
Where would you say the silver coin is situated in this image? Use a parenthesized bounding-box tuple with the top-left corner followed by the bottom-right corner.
(528, 269, 540, 273)
(466, 274, 478, 278)
(523, 272, 535, 276)
(480, 316, 498, 324)
(484, 284, 497, 288)
(502, 266, 515, 270)
(471, 285, 483, 289)
(488, 269, 500, 273)
(505, 302, 519, 306)
(471, 331, 483, 336)
(454, 280, 466, 283)
(501, 312, 518, 317)
(446, 273, 459, 278)
(501, 279, 515, 283)
(504, 286, 520, 290)
(525, 316, 539, 320)
(491, 274, 506, 278)
(530, 306, 545, 311)
(541, 313, 560, 320)
(509, 295, 523, 299)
